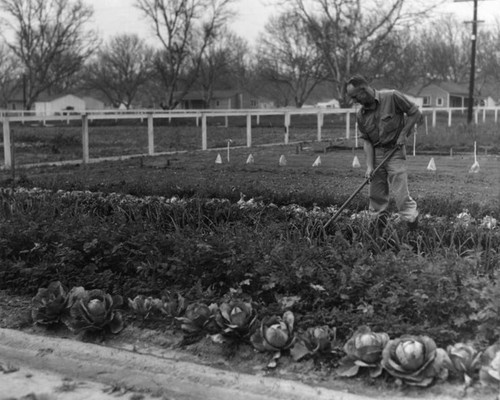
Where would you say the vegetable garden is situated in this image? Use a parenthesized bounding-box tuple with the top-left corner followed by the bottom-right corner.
(1, 130, 500, 397)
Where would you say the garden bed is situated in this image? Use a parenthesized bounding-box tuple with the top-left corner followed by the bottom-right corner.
(1, 146, 500, 398)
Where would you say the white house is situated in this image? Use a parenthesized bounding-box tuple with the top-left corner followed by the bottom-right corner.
(34, 94, 105, 116)
(316, 99, 340, 108)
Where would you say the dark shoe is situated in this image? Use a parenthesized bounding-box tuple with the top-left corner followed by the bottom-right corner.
(407, 215, 419, 231)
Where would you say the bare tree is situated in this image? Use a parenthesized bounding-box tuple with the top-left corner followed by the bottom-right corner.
(281, 0, 440, 104)
(0, 42, 22, 108)
(256, 11, 327, 108)
(417, 16, 470, 83)
(84, 34, 155, 109)
(474, 20, 500, 97)
(0, 0, 98, 109)
(136, 0, 235, 109)
(196, 29, 249, 104)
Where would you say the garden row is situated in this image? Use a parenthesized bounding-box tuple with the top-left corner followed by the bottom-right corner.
(1, 187, 499, 342)
(27, 280, 500, 390)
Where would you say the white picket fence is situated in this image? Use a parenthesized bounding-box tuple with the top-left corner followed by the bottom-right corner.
(1, 106, 499, 170)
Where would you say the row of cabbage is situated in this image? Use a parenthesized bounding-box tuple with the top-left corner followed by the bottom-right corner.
(32, 281, 500, 392)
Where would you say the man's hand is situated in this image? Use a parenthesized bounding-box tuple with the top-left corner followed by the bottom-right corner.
(396, 137, 406, 147)
(365, 166, 374, 181)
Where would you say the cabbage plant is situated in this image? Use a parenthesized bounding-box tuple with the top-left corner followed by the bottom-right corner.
(128, 295, 155, 320)
(447, 343, 482, 386)
(479, 343, 500, 387)
(381, 335, 450, 386)
(31, 281, 85, 325)
(215, 300, 258, 341)
(154, 291, 187, 319)
(176, 302, 219, 334)
(290, 325, 334, 361)
(64, 289, 124, 334)
(337, 326, 389, 377)
(250, 311, 295, 368)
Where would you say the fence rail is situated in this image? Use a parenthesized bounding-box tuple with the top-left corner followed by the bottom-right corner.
(1, 106, 499, 170)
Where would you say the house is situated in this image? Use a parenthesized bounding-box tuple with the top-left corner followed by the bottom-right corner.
(3, 90, 25, 111)
(482, 96, 497, 107)
(175, 90, 274, 110)
(34, 94, 105, 116)
(316, 99, 340, 108)
(408, 81, 481, 108)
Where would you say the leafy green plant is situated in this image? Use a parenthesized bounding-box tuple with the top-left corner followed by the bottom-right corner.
(176, 302, 219, 335)
(250, 311, 296, 368)
(447, 342, 482, 387)
(381, 335, 450, 387)
(290, 325, 335, 361)
(479, 343, 500, 387)
(337, 326, 389, 378)
(214, 299, 258, 343)
(64, 289, 124, 334)
(31, 281, 84, 325)
(128, 295, 155, 320)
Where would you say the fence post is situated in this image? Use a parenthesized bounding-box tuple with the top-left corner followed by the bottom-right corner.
(448, 109, 452, 127)
(284, 112, 290, 144)
(345, 110, 350, 138)
(317, 111, 323, 141)
(495, 108, 498, 124)
(147, 113, 154, 155)
(475, 109, 479, 125)
(246, 113, 252, 147)
(201, 113, 207, 150)
(82, 114, 89, 164)
(483, 107, 486, 123)
(2, 117, 11, 169)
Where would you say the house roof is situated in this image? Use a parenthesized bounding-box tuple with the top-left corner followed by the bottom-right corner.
(176, 90, 242, 101)
(408, 81, 470, 97)
(35, 93, 105, 104)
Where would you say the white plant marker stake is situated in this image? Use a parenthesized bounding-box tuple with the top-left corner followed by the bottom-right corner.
(246, 154, 254, 164)
(279, 155, 287, 166)
(427, 157, 436, 171)
(413, 125, 417, 157)
(226, 139, 232, 162)
(215, 153, 222, 164)
(352, 155, 361, 168)
(469, 141, 480, 173)
(312, 156, 321, 167)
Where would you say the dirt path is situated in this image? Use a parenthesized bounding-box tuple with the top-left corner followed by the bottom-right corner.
(0, 328, 468, 400)
(0, 328, 376, 400)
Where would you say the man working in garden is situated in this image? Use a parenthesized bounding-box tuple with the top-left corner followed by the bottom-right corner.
(345, 75, 422, 231)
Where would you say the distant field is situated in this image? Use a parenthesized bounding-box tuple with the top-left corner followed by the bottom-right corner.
(1, 111, 500, 167)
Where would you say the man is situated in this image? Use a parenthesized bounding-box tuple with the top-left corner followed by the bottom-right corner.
(345, 75, 422, 230)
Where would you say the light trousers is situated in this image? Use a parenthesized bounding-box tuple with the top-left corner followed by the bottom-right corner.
(369, 146, 418, 222)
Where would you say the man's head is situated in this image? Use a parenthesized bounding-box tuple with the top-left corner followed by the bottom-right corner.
(346, 75, 375, 107)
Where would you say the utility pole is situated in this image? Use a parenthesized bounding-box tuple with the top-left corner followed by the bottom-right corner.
(467, 0, 478, 124)
(455, 0, 488, 124)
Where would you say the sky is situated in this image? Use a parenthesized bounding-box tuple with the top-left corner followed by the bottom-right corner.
(85, 0, 500, 45)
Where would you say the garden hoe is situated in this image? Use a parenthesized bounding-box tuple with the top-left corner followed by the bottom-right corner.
(323, 146, 399, 229)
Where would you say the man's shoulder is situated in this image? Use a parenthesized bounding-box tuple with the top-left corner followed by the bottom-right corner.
(378, 89, 400, 98)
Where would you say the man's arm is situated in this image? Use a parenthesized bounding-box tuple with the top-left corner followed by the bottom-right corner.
(396, 108, 422, 147)
(392, 91, 423, 147)
(363, 139, 375, 180)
